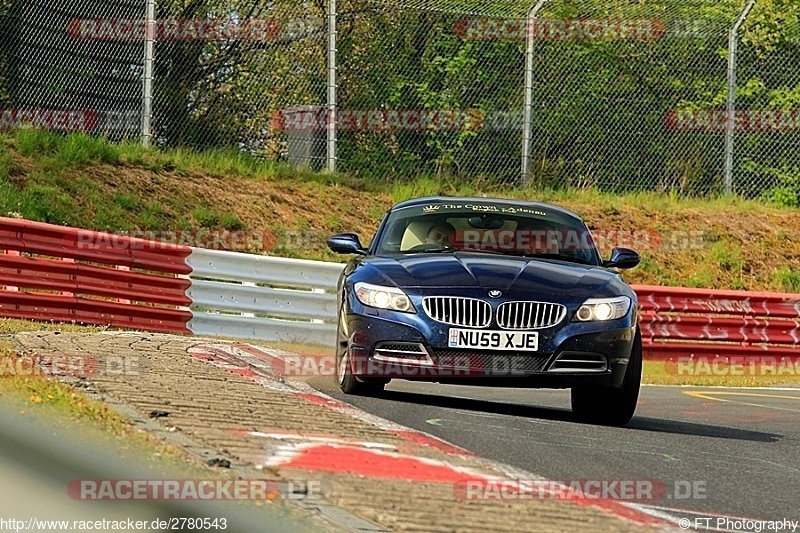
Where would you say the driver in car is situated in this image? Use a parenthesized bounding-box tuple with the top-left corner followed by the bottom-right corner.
(425, 223, 455, 247)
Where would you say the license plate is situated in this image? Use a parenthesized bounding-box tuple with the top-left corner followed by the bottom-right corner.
(448, 329, 539, 351)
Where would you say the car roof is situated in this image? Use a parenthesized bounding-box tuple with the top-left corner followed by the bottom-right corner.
(390, 196, 585, 222)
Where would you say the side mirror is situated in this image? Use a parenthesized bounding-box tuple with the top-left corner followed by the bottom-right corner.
(327, 233, 367, 255)
(604, 247, 640, 269)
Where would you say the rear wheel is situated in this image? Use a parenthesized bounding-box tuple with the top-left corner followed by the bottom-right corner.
(571, 328, 642, 426)
(335, 304, 386, 395)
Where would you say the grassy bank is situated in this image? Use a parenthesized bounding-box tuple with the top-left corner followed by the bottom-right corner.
(1, 129, 799, 292)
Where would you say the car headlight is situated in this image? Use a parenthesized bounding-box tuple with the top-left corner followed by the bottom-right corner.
(574, 296, 631, 322)
(354, 282, 415, 313)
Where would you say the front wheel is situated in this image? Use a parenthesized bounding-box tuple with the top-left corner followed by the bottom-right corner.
(335, 305, 386, 396)
(571, 328, 642, 426)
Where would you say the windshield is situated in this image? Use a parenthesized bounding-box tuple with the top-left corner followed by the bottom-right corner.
(373, 201, 601, 266)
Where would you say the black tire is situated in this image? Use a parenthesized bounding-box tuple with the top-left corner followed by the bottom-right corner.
(571, 328, 642, 426)
(334, 305, 386, 395)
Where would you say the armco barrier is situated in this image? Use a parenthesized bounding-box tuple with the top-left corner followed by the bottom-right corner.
(0, 218, 341, 344)
(0, 218, 193, 333)
(0, 217, 798, 356)
(184, 248, 340, 345)
(636, 285, 800, 360)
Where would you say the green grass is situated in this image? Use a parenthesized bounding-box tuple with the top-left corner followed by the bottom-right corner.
(192, 207, 246, 230)
(0, 150, 12, 181)
(8, 128, 301, 181)
(0, 319, 117, 423)
(5, 128, 795, 211)
(1, 129, 774, 206)
(16, 130, 119, 168)
(775, 267, 800, 293)
(643, 360, 799, 387)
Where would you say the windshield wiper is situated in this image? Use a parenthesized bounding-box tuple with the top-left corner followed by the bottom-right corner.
(456, 249, 508, 255)
(522, 252, 593, 265)
(400, 245, 455, 254)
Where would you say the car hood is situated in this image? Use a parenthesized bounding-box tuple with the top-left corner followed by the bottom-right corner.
(360, 253, 620, 296)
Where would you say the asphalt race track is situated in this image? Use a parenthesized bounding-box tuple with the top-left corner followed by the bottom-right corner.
(309, 379, 800, 526)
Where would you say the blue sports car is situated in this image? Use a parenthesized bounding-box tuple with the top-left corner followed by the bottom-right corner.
(327, 197, 642, 426)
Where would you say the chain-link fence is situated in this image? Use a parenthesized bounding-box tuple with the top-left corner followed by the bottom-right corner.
(334, 1, 527, 182)
(0, 0, 328, 159)
(732, 1, 800, 199)
(150, 0, 327, 162)
(526, 0, 739, 195)
(1, 0, 799, 198)
(336, 0, 800, 196)
(1, 0, 145, 137)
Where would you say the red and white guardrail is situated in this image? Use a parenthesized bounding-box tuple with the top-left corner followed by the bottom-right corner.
(0, 217, 193, 333)
(636, 285, 800, 360)
(0, 217, 339, 345)
(0, 217, 798, 357)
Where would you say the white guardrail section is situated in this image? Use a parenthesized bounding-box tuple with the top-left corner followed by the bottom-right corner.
(186, 248, 344, 346)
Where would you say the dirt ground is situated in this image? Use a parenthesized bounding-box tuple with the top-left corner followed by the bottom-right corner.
(112, 163, 800, 291)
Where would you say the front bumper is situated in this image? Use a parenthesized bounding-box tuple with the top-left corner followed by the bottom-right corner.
(344, 299, 637, 389)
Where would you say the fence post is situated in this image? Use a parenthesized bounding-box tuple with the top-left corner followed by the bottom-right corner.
(140, 0, 156, 147)
(521, 0, 549, 187)
(724, 0, 755, 195)
(327, 0, 338, 173)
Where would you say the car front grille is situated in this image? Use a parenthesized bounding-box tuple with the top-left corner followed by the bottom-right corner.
(428, 349, 551, 375)
(496, 301, 567, 329)
(423, 297, 492, 328)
